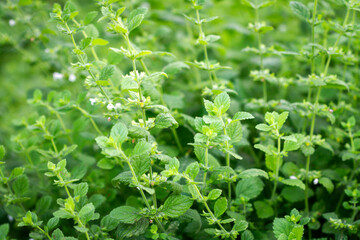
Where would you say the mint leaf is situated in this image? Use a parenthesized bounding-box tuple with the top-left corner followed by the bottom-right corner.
(239, 168, 269, 179)
(110, 122, 128, 143)
(207, 189, 222, 200)
(236, 177, 264, 200)
(214, 197, 227, 218)
(162, 195, 193, 218)
(155, 113, 179, 128)
(110, 206, 142, 224)
(290, 1, 310, 20)
(214, 92, 230, 115)
(282, 179, 305, 190)
(254, 201, 274, 219)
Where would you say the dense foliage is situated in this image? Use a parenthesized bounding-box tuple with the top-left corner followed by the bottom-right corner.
(1, 0, 360, 239)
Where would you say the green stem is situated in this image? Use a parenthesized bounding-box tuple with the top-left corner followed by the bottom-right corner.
(202, 142, 209, 191)
(72, 19, 99, 61)
(310, 0, 318, 74)
(118, 149, 166, 233)
(194, 4, 214, 85)
(36, 226, 52, 240)
(183, 175, 234, 240)
(64, 22, 115, 113)
(255, 0, 267, 103)
(270, 136, 281, 205)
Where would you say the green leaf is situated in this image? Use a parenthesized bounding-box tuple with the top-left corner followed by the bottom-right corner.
(241, 230, 254, 240)
(277, 112, 289, 129)
(84, 11, 98, 25)
(115, 218, 149, 238)
(9, 167, 25, 180)
(281, 187, 307, 203)
(47, 217, 59, 230)
(162, 195, 193, 218)
(255, 123, 271, 132)
(112, 171, 133, 186)
(97, 158, 115, 170)
(35, 196, 52, 215)
(254, 144, 273, 155)
(273, 218, 293, 239)
(127, 14, 144, 32)
(236, 177, 264, 200)
(233, 220, 248, 232)
(283, 134, 304, 152)
(12, 175, 29, 196)
(214, 197, 227, 218)
(233, 112, 255, 121)
(290, 1, 310, 20)
(110, 122, 128, 143)
(79, 203, 96, 223)
(155, 113, 179, 128)
(132, 154, 150, 177)
(80, 37, 92, 50)
(282, 179, 305, 190)
(288, 225, 304, 240)
(74, 182, 88, 198)
(51, 229, 65, 239)
(0, 224, 9, 240)
(239, 168, 269, 179)
(254, 201, 274, 219)
(226, 121, 243, 143)
(214, 92, 231, 115)
(100, 65, 115, 80)
(101, 215, 121, 231)
(185, 162, 199, 180)
(207, 189, 222, 200)
(162, 61, 190, 74)
(92, 38, 109, 46)
(0, 145, 5, 160)
(53, 209, 73, 219)
(319, 177, 334, 193)
(132, 141, 152, 157)
(110, 206, 141, 224)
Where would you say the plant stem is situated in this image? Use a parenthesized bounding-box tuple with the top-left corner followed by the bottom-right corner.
(194, 3, 214, 85)
(72, 19, 99, 61)
(310, 0, 318, 75)
(36, 226, 52, 240)
(202, 141, 209, 191)
(64, 22, 115, 114)
(255, 0, 267, 103)
(270, 135, 281, 206)
(183, 175, 234, 240)
(57, 174, 91, 240)
(139, 59, 184, 153)
(118, 148, 166, 233)
(305, 7, 351, 218)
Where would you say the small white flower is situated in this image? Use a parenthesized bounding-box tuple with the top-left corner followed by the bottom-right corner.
(313, 178, 319, 185)
(89, 98, 96, 105)
(9, 19, 16, 26)
(8, 215, 14, 222)
(289, 176, 297, 180)
(45, 48, 50, 53)
(68, 74, 76, 82)
(53, 72, 63, 81)
(139, 72, 146, 79)
(227, 119, 232, 124)
(107, 103, 115, 110)
(115, 103, 121, 109)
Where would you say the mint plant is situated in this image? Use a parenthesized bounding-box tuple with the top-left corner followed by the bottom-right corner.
(1, 0, 360, 239)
